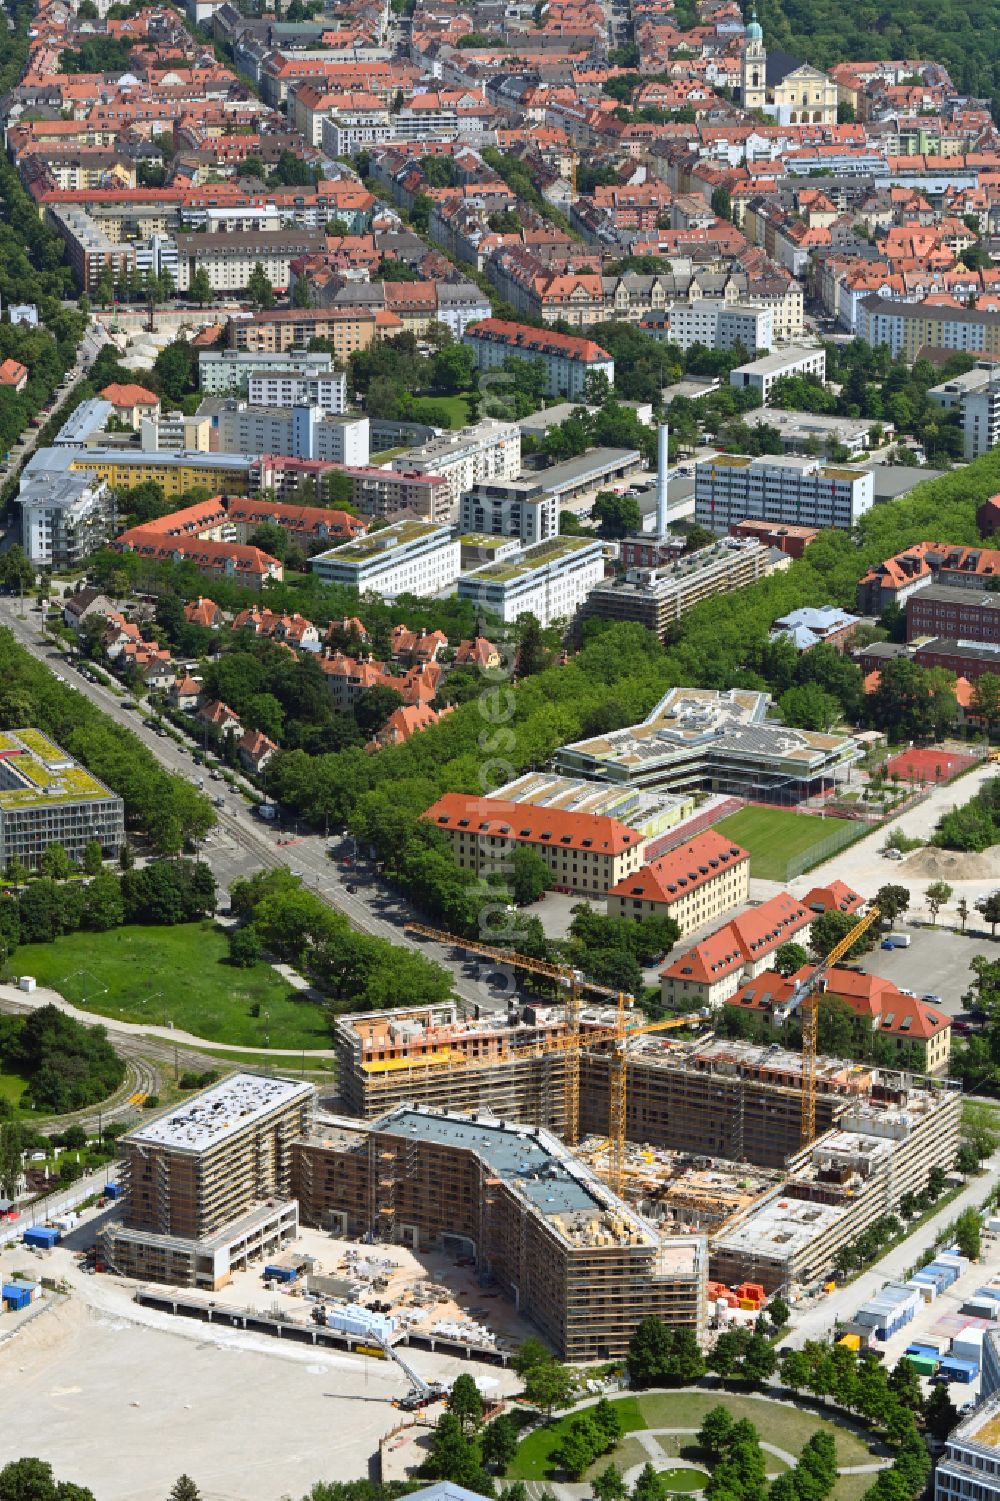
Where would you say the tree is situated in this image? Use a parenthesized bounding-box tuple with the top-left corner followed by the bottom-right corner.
(810, 909, 873, 961)
(514, 616, 548, 678)
(292, 276, 313, 308)
(972, 673, 1000, 735)
(593, 1399, 623, 1452)
(421, 1411, 483, 1488)
(779, 682, 841, 732)
(40, 843, 72, 880)
(82, 870, 124, 932)
(591, 1464, 626, 1501)
(925, 880, 953, 925)
(354, 685, 405, 737)
(627, 1316, 674, 1387)
(873, 885, 910, 927)
(190, 268, 213, 308)
(0, 1122, 21, 1201)
(554, 1415, 601, 1480)
(432, 344, 475, 395)
(924, 1382, 959, 1440)
(521, 1358, 575, 1419)
(768, 1294, 790, 1330)
(0, 1462, 95, 1501)
(775, 942, 808, 977)
(247, 262, 275, 311)
(711, 185, 732, 220)
(631, 1464, 664, 1501)
(481, 1413, 518, 1472)
(954, 1206, 982, 1260)
(228, 926, 262, 968)
(94, 263, 115, 308)
(83, 839, 103, 876)
(592, 492, 641, 539)
(887, 1357, 923, 1414)
(167, 1480, 201, 1501)
(697, 1406, 733, 1456)
(449, 1373, 484, 1434)
(509, 847, 553, 906)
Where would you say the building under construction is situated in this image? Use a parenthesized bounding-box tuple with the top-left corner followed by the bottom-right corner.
(333, 1005, 962, 1295)
(292, 1104, 706, 1361)
(335, 1006, 869, 1167)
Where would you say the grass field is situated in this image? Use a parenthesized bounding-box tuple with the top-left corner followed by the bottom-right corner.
(15, 922, 331, 1050)
(714, 807, 837, 881)
(407, 394, 472, 429)
(0, 1071, 28, 1111)
(507, 1391, 876, 1493)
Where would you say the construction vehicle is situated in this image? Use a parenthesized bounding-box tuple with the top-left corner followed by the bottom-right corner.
(799, 903, 881, 1147)
(310, 1304, 446, 1408)
(403, 925, 703, 1191)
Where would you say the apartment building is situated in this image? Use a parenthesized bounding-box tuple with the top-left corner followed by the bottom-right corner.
(606, 829, 750, 936)
(320, 105, 391, 157)
(47, 203, 134, 294)
(660, 890, 820, 1010)
(174, 230, 327, 293)
(458, 480, 558, 545)
(224, 497, 365, 549)
(310, 520, 460, 597)
(199, 349, 335, 395)
(102, 1074, 313, 1288)
(695, 454, 873, 533)
(227, 309, 378, 359)
(558, 686, 859, 800)
(929, 364, 1000, 460)
(458, 536, 604, 627)
(18, 468, 116, 568)
(657, 300, 773, 355)
(56, 446, 253, 499)
(857, 541, 1000, 614)
(293, 1105, 706, 1361)
(729, 346, 827, 404)
(391, 420, 521, 512)
(422, 791, 647, 896)
(248, 454, 449, 522)
(246, 370, 347, 415)
(0, 729, 124, 871)
(583, 537, 773, 642)
(209, 401, 370, 467)
(859, 294, 1000, 361)
(464, 320, 614, 400)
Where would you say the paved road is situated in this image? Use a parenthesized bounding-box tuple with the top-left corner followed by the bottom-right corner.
(787, 1138, 1000, 1348)
(0, 324, 108, 498)
(0, 599, 499, 1015)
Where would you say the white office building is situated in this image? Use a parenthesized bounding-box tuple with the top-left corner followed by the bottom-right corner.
(393, 420, 521, 512)
(929, 363, 1000, 460)
(247, 370, 347, 414)
(199, 349, 334, 395)
(174, 230, 326, 294)
(310, 520, 460, 598)
(695, 453, 873, 533)
(211, 402, 369, 467)
(729, 346, 827, 404)
(665, 300, 773, 355)
(935, 1389, 1000, 1501)
(459, 480, 558, 545)
(134, 233, 180, 285)
(458, 536, 604, 626)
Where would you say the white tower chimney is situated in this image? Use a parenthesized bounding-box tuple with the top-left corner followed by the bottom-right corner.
(656, 422, 670, 538)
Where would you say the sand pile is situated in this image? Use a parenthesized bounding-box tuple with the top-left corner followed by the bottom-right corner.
(902, 845, 1000, 880)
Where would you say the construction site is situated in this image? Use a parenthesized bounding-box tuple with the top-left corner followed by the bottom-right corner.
(93, 911, 962, 1362)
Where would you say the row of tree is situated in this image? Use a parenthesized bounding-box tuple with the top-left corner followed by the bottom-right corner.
(0, 1004, 123, 1116)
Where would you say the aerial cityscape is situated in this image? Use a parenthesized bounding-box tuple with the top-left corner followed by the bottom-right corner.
(4, 0, 1000, 1498)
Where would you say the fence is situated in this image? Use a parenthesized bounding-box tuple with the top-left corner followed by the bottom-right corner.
(780, 818, 872, 883)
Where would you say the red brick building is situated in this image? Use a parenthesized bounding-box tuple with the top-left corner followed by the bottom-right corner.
(729, 519, 819, 557)
(906, 584, 1000, 644)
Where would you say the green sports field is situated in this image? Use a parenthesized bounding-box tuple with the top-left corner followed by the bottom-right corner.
(714, 806, 838, 881)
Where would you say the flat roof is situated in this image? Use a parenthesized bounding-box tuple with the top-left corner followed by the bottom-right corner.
(313, 519, 451, 563)
(463, 534, 599, 583)
(127, 1073, 313, 1154)
(0, 729, 117, 810)
(731, 346, 825, 375)
(538, 447, 642, 495)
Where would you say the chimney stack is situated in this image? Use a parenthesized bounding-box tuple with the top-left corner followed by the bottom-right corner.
(656, 422, 670, 538)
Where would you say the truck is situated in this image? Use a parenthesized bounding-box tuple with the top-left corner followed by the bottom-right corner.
(881, 933, 911, 948)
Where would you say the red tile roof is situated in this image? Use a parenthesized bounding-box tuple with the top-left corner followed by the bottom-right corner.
(608, 829, 748, 904)
(733, 965, 951, 1041)
(661, 891, 814, 983)
(423, 793, 643, 855)
(100, 381, 160, 407)
(465, 317, 612, 365)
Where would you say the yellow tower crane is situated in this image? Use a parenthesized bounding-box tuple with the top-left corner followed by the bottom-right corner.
(800, 904, 881, 1147)
(404, 924, 698, 1178)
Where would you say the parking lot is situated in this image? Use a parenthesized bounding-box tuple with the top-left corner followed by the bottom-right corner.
(853, 921, 998, 1018)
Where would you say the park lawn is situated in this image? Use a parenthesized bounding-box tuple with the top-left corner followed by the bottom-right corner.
(0, 1071, 29, 1111)
(408, 394, 471, 429)
(636, 1393, 872, 1471)
(506, 1396, 644, 1479)
(15, 922, 331, 1050)
(714, 807, 834, 881)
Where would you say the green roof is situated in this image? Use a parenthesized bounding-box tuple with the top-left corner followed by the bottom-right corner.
(467, 535, 597, 583)
(0, 730, 115, 810)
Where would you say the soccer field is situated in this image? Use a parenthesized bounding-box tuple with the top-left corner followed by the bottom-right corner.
(714, 806, 837, 881)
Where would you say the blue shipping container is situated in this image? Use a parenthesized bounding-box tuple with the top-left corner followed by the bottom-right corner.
(104, 1182, 121, 1201)
(22, 1226, 58, 1248)
(938, 1358, 978, 1384)
(2, 1285, 30, 1310)
(263, 1265, 296, 1283)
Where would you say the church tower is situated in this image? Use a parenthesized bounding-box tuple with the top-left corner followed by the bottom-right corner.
(742, 7, 766, 113)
